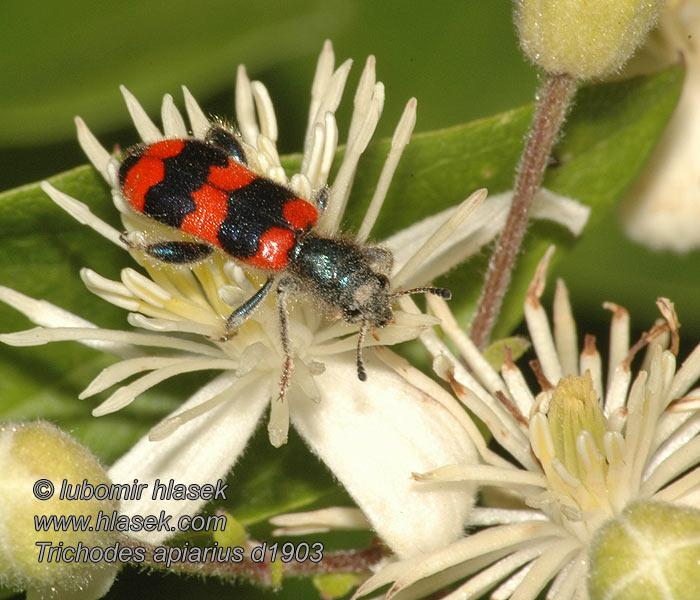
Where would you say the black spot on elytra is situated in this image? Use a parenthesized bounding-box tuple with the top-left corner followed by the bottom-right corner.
(142, 140, 228, 228)
(217, 178, 296, 258)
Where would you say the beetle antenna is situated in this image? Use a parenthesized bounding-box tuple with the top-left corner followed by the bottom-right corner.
(389, 286, 451, 300)
(356, 322, 368, 381)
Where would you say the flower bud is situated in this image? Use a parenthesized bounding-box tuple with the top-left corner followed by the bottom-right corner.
(589, 501, 700, 599)
(514, 0, 662, 78)
(0, 421, 119, 599)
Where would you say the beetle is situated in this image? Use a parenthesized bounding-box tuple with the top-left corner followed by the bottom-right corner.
(118, 124, 450, 400)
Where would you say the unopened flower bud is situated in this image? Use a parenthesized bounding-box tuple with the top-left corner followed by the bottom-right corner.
(589, 501, 700, 599)
(514, 0, 662, 78)
(0, 421, 119, 599)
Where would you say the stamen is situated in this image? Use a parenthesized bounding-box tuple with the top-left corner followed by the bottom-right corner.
(121, 268, 173, 305)
(304, 39, 335, 148)
(80, 355, 189, 398)
(524, 247, 562, 384)
(321, 80, 382, 234)
(553, 279, 578, 377)
(604, 301, 630, 384)
(93, 358, 238, 416)
(0, 287, 87, 329)
(120, 85, 162, 142)
(270, 507, 370, 535)
(250, 81, 278, 144)
(357, 97, 417, 243)
(581, 334, 603, 399)
(347, 55, 377, 146)
(41, 183, 126, 248)
(234, 65, 259, 145)
(391, 188, 486, 290)
(257, 134, 283, 176)
(75, 117, 111, 181)
(317, 112, 338, 189)
(148, 374, 255, 441)
(300, 122, 324, 188)
(427, 294, 512, 401)
(182, 85, 209, 139)
(161, 93, 188, 138)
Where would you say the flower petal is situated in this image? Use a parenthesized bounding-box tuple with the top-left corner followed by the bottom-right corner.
(289, 354, 477, 559)
(108, 372, 269, 544)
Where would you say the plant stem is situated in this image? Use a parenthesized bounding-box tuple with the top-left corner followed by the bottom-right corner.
(124, 537, 386, 585)
(469, 72, 577, 349)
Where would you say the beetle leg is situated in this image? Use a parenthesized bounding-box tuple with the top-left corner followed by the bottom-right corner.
(121, 233, 215, 265)
(144, 241, 214, 264)
(275, 276, 301, 401)
(356, 321, 369, 381)
(224, 276, 275, 330)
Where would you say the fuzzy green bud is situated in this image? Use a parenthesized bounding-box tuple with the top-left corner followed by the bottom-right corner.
(514, 0, 662, 78)
(589, 501, 700, 600)
(0, 421, 119, 599)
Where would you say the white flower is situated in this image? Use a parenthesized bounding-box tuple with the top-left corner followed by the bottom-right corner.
(0, 42, 589, 559)
(620, 0, 700, 252)
(356, 247, 700, 598)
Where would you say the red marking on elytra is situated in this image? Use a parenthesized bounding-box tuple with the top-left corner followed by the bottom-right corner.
(208, 160, 257, 191)
(181, 184, 229, 245)
(283, 198, 318, 231)
(244, 227, 295, 271)
(123, 157, 164, 212)
(146, 139, 186, 159)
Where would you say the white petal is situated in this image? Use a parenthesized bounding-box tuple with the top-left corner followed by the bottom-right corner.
(290, 354, 477, 559)
(620, 47, 700, 252)
(107, 372, 269, 544)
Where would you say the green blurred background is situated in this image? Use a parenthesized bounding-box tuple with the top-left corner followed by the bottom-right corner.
(1, 1, 536, 186)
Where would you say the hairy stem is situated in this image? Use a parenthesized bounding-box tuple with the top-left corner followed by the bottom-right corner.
(124, 537, 386, 585)
(470, 72, 577, 349)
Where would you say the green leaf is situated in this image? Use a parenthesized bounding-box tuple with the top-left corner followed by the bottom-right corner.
(483, 336, 531, 371)
(313, 573, 365, 599)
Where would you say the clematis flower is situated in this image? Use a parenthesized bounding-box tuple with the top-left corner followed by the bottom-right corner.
(0, 42, 588, 558)
(356, 247, 700, 598)
(620, 0, 700, 252)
